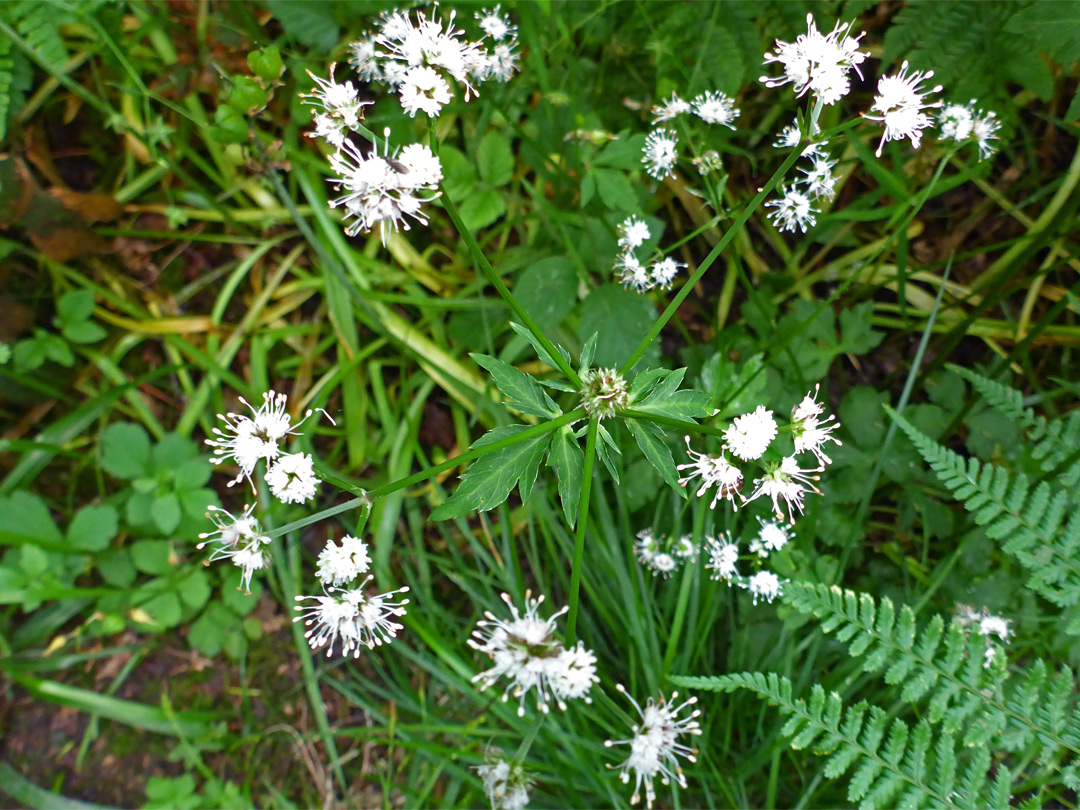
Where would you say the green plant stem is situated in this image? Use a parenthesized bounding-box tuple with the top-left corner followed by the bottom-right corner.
(620, 145, 804, 375)
(266, 409, 585, 540)
(662, 502, 705, 675)
(565, 418, 599, 645)
(618, 408, 727, 439)
(428, 131, 583, 388)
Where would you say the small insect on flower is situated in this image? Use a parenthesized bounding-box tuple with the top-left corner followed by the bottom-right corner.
(760, 14, 868, 106)
(651, 91, 692, 123)
(642, 128, 679, 181)
(765, 185, 818, 233)
(864, 60, 943, 157)
(677, 437, 744, 510)
(605, 685, 703, 810)
(476, 752, 534, 810)
(315, 535, 372, 587)
(265, 452, 320, 504)
(704, 532, 740, 581)
(724, 405, 778, 461)
(744, 456, 823, 522)
(691, 91, 740, 128)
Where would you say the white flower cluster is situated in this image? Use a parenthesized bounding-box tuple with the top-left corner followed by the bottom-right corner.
(956, 604, 1013, 669)
(864, 60, 943, 157)
(469, 591, 599, 717)
(294, 576, 411, 658)
(939, 100, 1001, 161)
(349, 5, 519, 118)
(634, 529, 698, 578)
(613, 215, 687, 293)
(702, 518, 793, 605)
(206, 390, 328, 502)
(767, 115, 840, 234)
(197, 504, 271, 594)
(678, 386, 841, 522)
(761, 14, 868, 107)
(605, 685, 703, 810)
(475, 752, 534, 810)
(641, 89, 740, 181)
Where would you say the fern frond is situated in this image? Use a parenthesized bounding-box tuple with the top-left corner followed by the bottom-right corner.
(887, 406, 1080, 612)
(675, 672, 986, 809)
(947, 365, 1032, 425)
(783, 581, 1080, 759)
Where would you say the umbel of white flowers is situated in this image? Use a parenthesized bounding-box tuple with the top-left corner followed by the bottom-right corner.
(469, 591, 599, 716)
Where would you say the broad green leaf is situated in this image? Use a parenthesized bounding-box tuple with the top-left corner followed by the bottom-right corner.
(477, 130, 514, 187)
(514, 257, 578, 330)
(67, 505, 118, 552)
(430, 426, 553, 520)
(248, 47, 285, 84)
(626, 418, 684, 496)
(439, 144, 476, 201)
(267, 0, 339, 51)
(579, 283, 660, 369)
(178, 568, 211, 610)
(19, 544, 48, 577)
(100, 423, 151, 479)
(471, 354, 561, 418)
(97, 549, 136, 587)
(222, 567, 263, 611)
(593, 168, 638, 212)
(60, 320, 106, 345)
(631, 367, 709, 420)
(459, 187, 505, 231)
(548, 425, 583, 527)
(151, 493, 182, 535)
(1, 491, 63, 544)
(702, 352, 769, 417)
(508, 322, 573, 372)
(211, 104, 248, 145)
(837, 302, 884, 356)
(228, 76, 268, 115)
(594, 133, 648, 170)
(140, 589, 182, 628)
(152, 432, 198, 470)
(188, 602, 239, 656)
(55, 289, 95, 325)
(132, 540, 171, 575)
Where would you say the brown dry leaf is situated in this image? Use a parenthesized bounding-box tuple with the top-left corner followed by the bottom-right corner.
(0, 155, 38, 226)
(48, 188, 124, 223)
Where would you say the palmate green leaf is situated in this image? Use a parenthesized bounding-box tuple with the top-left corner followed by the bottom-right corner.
(477, 130, 514, 187)
(548, 425, 583, 527)
(66, 505, 117, 552)
(626, 419, 684, 496)
(514, 258, 578, 330)
(471, 354, 561, 418)
(430, 426, 552, 520)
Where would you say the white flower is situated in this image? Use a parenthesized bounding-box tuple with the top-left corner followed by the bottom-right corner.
(865, 60, 943, 157)
(469, 591, 571, 716)
(774, 121, 825, 159)
(310, 113, 349, 149)
(705, 533, 740, 581)
(983, 645, 998, 669)
(206, 391, 328, 488)
(756, 517, 793, 554)
(791, 385, 842, 465)
(548, 641, 599, 706)
(955, 604, 982, 627)
(677, 438, 743, 509)
(978, 613, 1012, 642)
(617, 252, 655, 292)
(397, 143, 444, 187)
(765, 185, 818, 233)
(294, 577, 410, 657)
(475, 6, 516, 41)
(605, 685, 703, 810)
(635, 529, 660, 564)
(650, 257, 685, 290)
(651, 92, 692, 123)
(349, 33, 382, 82)
(691, 91, 740, 128)
(743, 570, 783, 605)
(939, 102, 976, 141)
(266, 452, 319, 504)
(724, 405, 778, 461)
(744, 456, 823, 522)
(618, 215, 652, 249)
(651, 553, 678, 577)
(798, 155, 839, 201)
(375, 6, 483, 100)
(316, 535, 372, 587)
(476, 753, 533, 810)
(301, 64, 370, 134)
(642, 129, 679, 181)
(399, 65, 453, 117)
(971, 111, 1001, 160)
(760, 14, 867, 106)
(198, 504, 271, 593)
(486, 42, 519, 82)
(674, 535, 697, 560)
(328, 129, 442, 241)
